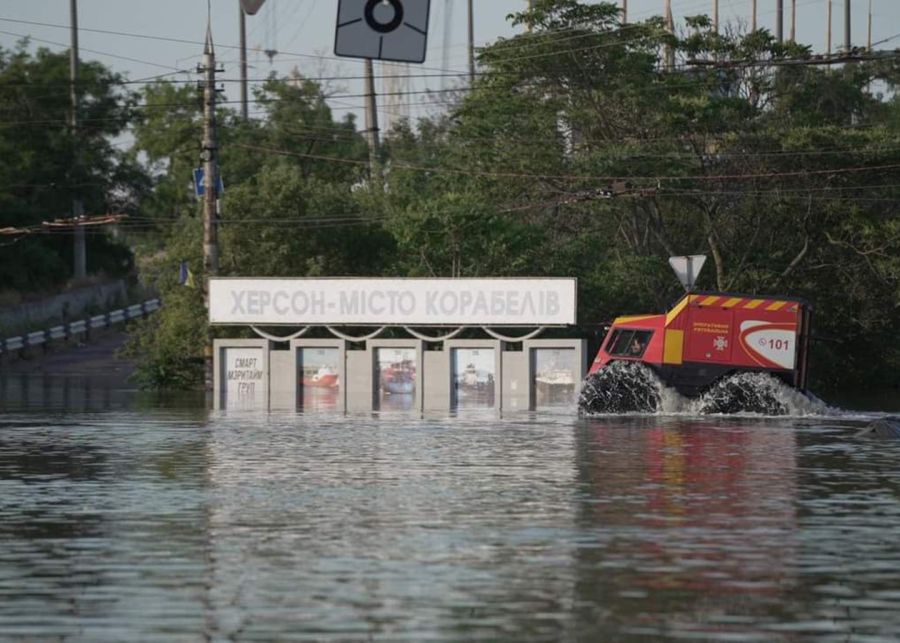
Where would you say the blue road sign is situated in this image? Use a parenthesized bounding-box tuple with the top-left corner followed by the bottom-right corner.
(194, 167, 224, 197)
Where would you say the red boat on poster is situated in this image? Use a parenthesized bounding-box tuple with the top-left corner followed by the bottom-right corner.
(303, 365, 339, 389)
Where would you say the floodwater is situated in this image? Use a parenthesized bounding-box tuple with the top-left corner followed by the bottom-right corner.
(1, 374, 899, 641)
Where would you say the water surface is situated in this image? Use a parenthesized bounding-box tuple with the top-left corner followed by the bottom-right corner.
(1, 375, 899, 641)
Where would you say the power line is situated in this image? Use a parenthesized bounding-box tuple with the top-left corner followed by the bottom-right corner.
(232, 142, 900, 183)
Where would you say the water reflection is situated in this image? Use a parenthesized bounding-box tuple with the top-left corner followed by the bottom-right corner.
(0, 375, 899, 640)
(573, 418, 802, 638)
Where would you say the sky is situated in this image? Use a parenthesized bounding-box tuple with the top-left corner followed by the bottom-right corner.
(1, 0, 898, 129)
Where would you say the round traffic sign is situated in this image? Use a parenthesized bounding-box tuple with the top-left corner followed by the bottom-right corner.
(364, 0, 404, 34)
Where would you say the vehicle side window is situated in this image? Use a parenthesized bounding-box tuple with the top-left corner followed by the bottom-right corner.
(606, 329, 653, 358)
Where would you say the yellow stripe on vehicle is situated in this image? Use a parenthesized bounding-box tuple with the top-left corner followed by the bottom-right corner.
(614, 314, 658, 324)
(665, 295, 691, 326)
(663, 329, 684, 365)
(722, 297, 743, 308)
(700, 296, 720, 306)
(766, 301, 786, 311)
(744, 299, 765, 309)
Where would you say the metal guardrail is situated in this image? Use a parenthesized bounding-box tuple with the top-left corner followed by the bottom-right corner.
(0, 298, 161, 356)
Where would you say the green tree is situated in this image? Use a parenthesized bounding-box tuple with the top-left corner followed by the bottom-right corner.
(0, 42, 140, 292)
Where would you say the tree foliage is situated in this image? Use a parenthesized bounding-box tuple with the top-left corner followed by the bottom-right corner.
(0, 43, 140, 291)
(11, 2, 894, 393)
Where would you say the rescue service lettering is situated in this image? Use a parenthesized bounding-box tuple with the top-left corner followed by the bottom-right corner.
(692, 322, 730, 335)
(229, 289, 561, 318)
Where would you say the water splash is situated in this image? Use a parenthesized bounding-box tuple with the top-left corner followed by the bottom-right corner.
(580, 362, 833, 417)
(693, 372, 831, 416)
(578, 361, 663, 414)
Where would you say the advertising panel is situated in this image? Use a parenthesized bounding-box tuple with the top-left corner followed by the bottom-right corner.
(452, 348, 495, 409)
(532, 348, 578, 408)
(298, 347, 341, 411)
(209, 278, 577, 327)
(222, 347, 266, 409)
(375, 347, 417, 411)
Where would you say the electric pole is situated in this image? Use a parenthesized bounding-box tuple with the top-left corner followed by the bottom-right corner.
(845, 0, 851, 52)
(751, 0, 757, 31)
(867, 0, 872, 50)
(239, 3, 248, 119)
(713, 0, 719, 34)
(200, 24, 220, 390)
(622, 0, 628, 24)
(665, 0, 675, 71)
(70, 0, 86, 281)
(201, 27, 219, 283)
(790, 0, 796, 41)
(467, 0, 475, 85)
(827, 0, 832, 53)
(776, 0, 784, 42)
(363, 59, 381, 182)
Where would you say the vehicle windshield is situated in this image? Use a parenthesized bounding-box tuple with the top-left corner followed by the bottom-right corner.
(605, 329, 653, 358)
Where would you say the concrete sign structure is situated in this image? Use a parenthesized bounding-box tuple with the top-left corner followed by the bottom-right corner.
(334, 0, 431, 63)
(209, 278, 577, 327)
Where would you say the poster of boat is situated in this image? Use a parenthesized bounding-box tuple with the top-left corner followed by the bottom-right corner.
(452, 348, 495, 409)
(298, 347, 340, 411)
(376, 347, 417, 411)
(533, 348, 577, 407)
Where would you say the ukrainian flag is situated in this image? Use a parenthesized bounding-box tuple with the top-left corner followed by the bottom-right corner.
(179, 261, 196, 288)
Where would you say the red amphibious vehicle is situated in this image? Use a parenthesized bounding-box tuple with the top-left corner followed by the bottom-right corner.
(587, 292, 813, 398)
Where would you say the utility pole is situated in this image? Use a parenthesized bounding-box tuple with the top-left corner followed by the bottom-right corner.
(239, 3, 248, 119)
(467, 0, 475, 85)
(776, 0, 784, 42)
(665, 0, 675, 71)
(751, 0, 757, 31)
(827, 0, 832, 53)
(790, 0, 796, 41)
(622, 0, 628, 24)
(867, 0, 872, 50)
(200, 24, 220, 390)
(363, 59, 380, 181)
(201, 27, 219, 284)
(844, 0, 851, 52)
(713, 0, 719, 34)
(70, 0, 86, 281)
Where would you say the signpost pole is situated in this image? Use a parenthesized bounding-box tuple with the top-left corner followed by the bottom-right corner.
(686, 256, 694, 293)
(364, 58, 381, 182)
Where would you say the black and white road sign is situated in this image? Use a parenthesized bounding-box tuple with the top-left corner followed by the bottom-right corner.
(334, 0, 431, 64)
(669, 255, 707, 291)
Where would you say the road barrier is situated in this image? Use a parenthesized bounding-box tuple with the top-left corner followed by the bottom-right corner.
(0, 298, 161, 357)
